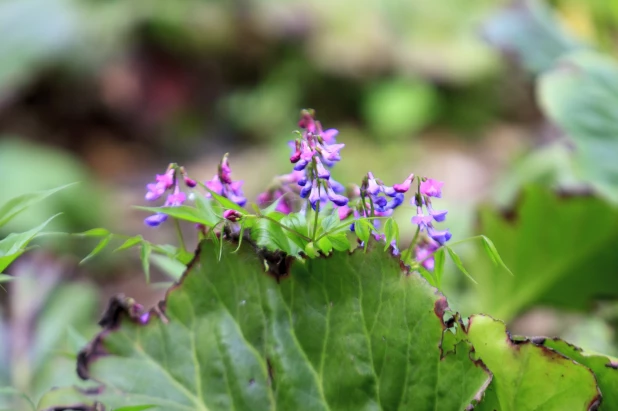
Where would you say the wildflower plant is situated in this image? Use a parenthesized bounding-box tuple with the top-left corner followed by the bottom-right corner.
(34, 109, 618, 411)
(127, 109, 506, 287)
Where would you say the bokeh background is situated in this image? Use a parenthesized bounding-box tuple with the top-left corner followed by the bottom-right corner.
(1, 0, 618, 407)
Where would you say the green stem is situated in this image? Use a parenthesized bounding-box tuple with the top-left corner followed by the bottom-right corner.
(404, 225, 421, 263)
(174, 219, 187, 252)
(312, 200, 320, 242)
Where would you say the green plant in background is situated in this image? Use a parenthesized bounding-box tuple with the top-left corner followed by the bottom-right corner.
(23, 110, 616, 411)
(0, 184, 103, 410)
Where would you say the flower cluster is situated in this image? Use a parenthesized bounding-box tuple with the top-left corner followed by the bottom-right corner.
(410, 178, 451, 270)
(205, 154, 247, 207)
(144, 165, 195, 227)
(290, 109, 348, 210)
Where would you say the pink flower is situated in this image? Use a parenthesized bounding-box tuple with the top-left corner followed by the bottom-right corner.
(223, 209, 242, 222)
(393, 173, 414, 193)
(420, 178, 444, 198)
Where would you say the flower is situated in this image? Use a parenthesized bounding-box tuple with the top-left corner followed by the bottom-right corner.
(223, 209, 243, 222)
(415, 240, 440, 271)
(420, 178, 444, 198)
(144, 164, 193, 227)
(206, 154, 247, 206)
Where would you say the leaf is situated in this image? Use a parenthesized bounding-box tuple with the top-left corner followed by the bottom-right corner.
(140, 243, 152, 283)
(149, 253, 186, 280)
(327, 233, 350, 252)
(538, 51, 618, 203)
(354, 219, 371, 243)
(445, 246, 477, 284)
(193, 196, 220, 226)
(79, 234, 112, 265)
(480, 235, 513, 276)
(471, 186, 618, 321)
(0, 214, 59, 272)
(540, 338, 618, 409)
(483, 0, 583, 74)
(0, 183, 75, 228)
(250, 217, 300, 256)
(433, 247, 446, 288)
(75, 228, 110, 237)
(135, 206, 218, 227)
(319, 213, 339, 234)
(43, 242, 491, 410)
(0, 387, 36, 411)
(383, 218, 399, 251)
(114, 235, 143, 252)
(203, 188, 247, 214)
(315, 236, 332, 255)
(114, 406, 156, 411)
(468, 315, 600, 411)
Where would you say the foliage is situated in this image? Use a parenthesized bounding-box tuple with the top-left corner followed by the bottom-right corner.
(38, 241, 618, 410)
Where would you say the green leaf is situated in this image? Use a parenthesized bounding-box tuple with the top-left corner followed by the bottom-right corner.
(251, 216, 301, 256)
(79, 234, 112, 265)
(538, 51, 618, 203)
(0, 387, 35, 411)
(433, 247, 446, 288)
(540, 339, 618, 409)
(472, 186, 618, 321)
(114, 235, 144, 252)
(135, 205, 218, 227)
(315, 236, 332, 255)
(327, 233, 350, 252)
(480, 235, 513, 276)
(203, 188, 247, 214)
(483, 0, 583, 74)
(0, 274, 14, 283)
(140, 242, 152, 283)
(114, 406, 156, 411)
(193, 195, 220, 226)
(319, 213, 339, 235)
(445, 246, 477, 284)
(383, 218, 399, 251)
(354, 219, 371, 244)
(0, 214, 59, 272)
(468, 315, 600, 411)
(303, 241, 318, 258)
(75, 227, 110, 237)
(150, 253, 186, 280)
(0, 183, 75, 228)
(46, 242, 491, 410)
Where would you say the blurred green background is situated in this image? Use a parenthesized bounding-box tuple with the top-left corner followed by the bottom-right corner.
(1, 0, 618, 408)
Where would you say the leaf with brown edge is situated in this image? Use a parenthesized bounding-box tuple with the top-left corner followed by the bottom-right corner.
(40, 241, 491, 411)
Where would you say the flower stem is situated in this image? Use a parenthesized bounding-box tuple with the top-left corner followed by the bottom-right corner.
(405, 225, 421, 263)
(174, 219, 187, 252)
(312, 198, 320, 241)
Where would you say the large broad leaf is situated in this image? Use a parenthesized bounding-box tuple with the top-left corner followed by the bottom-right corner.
(538, 51, 618, 203)
(38, 241, 491, 410)
(468, 186, 618, 321)
(483, 0, 583, 74)
(540, 338, 618, 410)
(467, 315, 601, 411)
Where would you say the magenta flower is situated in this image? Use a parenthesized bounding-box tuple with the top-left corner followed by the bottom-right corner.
(416, 240, 440, 271)
(223, 209, 242, 222)
(145, 168, 174, 201)
(420, 178, 444, 198)
(206, 154, 247, 207)
(393, 173, 414, 193)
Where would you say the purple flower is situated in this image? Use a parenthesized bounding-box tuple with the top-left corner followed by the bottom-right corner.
(145, 168, 174, 201)
(366, 172, 381, 195)
(144, 213, 168, 227)
(315, 159, 330, 179)
(420, 178, 444, 198)
(326, 186, 348, 207)
(144, 165, 194, 227)
(428, 226, 452, 245)
(309, 180, 321, 209)
(206, 155, 247, 207)
(427, 203, 447, 222)
(416, 241, 440, 271)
